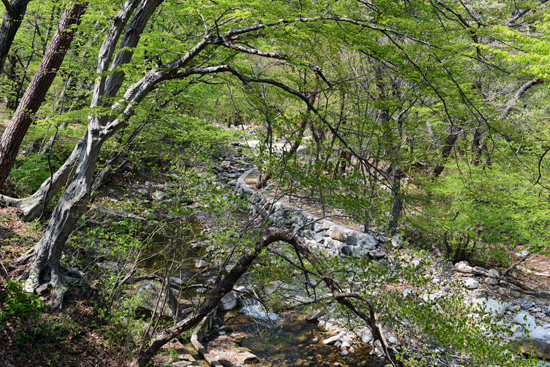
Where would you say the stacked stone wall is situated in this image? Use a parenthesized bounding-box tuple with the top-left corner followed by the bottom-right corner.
(235, 169, 386, 257)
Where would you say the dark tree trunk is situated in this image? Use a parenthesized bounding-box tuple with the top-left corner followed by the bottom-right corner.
(0, 2, 87, 187)
(433, 125, 461, 177)
(0, 0, 33, 74)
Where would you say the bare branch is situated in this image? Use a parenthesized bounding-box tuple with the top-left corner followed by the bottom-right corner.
(502, 78, 544, 117)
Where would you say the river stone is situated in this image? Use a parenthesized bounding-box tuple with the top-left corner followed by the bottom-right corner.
(195, 259, 207, 268)
(334, 340, 342, 348)
(361, 333, 373, 344)
(330, 226, 348, 242)
(472, 298, 508, 317)
(220, 292, 238, 311)
(388, 337, 397, 344)
(463, 278, 479, 289)
(322, 331, 345, 345)
(341, 350, 349, 356)
(522, 303, 535, 310)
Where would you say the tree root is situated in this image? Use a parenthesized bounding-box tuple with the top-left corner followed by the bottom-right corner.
(12, 246, 84, 310)
(25, 264, 84, 310)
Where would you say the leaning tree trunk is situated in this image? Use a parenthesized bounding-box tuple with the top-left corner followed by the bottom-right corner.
(22, 0, 166, 308)
(0, 2, 87, 188)
(24, 128, 103, 309)
(0, 0, 33, 74)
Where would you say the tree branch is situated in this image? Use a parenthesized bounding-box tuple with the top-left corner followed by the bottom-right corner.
(1, 0, 12, 14)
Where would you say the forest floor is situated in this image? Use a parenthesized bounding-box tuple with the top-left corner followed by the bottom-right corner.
(0, 158, 197, 367)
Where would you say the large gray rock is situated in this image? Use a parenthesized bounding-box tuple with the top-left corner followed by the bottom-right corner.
(463, 278, 479, 289)
(359, 235, 377, 250)
(361, 333, 373, 344)
(134, 280, 173, 318)
(455, 261, 473, 272)
(512, 326, 550, 360)
(220, 292, 238, 311)
(472, 298, 507, 317)
(330, 226, 348, 242)
(512, 312, 537, 332)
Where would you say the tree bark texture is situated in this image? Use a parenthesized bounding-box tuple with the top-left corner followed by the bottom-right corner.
(0, 2, 87, 187)
(0, 0, 32, 74)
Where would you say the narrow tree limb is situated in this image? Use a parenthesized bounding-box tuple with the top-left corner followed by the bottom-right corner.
(503, 251, 531, 276)
(502, 78, 544, 117)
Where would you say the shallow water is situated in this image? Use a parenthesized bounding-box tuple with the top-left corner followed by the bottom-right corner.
(223, 310, 380, 367)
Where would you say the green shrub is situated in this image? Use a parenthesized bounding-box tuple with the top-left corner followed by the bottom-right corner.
(11, 153, 62, 194)
(0, 280, 44, 321)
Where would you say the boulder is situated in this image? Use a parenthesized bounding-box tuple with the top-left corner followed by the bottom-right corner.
(511, 326, 550, 360)
(134, 280, 173, 318)
(422, 293, 441, 304)
(472, 298, 507, 317)
(152, 190, 166, 201)
(359, 235, 378, 250)
(463, 278, 479, 290)
(512, 312, 537, 332)
(330, 226, 348, 242)
(361, 333, 372, 344)
(455, 261, 473, 272)
(220, 292, 238, 311)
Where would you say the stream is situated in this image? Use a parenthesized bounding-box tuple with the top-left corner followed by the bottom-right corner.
(214, 304, 380, 367)
(136, 220, 379, 366)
